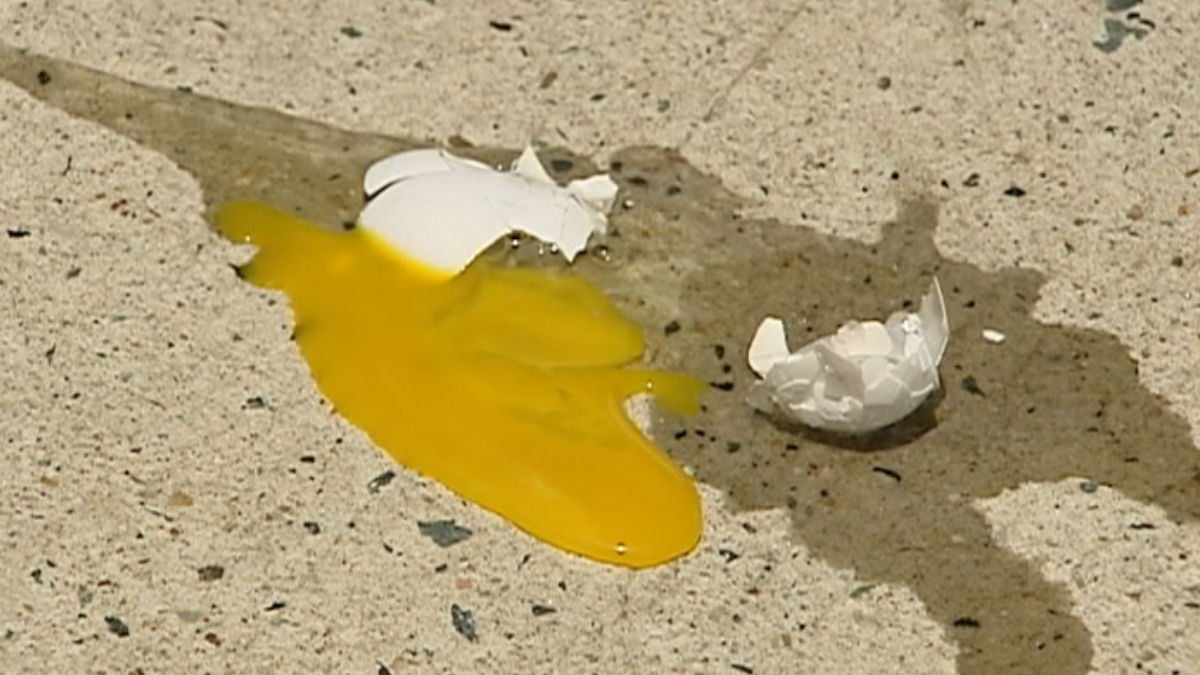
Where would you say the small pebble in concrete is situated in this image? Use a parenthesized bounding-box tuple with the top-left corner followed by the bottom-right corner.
(418, 519, 473, 547)
(451, 604, 478, 641)
(104, 616, 130, 637)
(367, 470, 396, 493)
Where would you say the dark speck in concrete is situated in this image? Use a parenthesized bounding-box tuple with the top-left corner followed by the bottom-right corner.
(961, 375, 986, 396)
(197, 565, 225, 582)
(872, 466, 902, 482)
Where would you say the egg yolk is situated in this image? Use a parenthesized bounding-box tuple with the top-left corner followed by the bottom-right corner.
(217, 201, 706, 568)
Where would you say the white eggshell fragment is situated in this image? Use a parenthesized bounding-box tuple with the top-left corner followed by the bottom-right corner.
(982, 328, 1007, 344)
(746, 279, 949, 434)
(359, 146, 618, 275)
(363, 147, 491, 198)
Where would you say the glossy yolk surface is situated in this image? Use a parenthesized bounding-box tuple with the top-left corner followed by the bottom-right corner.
(217, 201, 706, 568)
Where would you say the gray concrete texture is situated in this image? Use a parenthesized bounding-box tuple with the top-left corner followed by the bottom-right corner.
(1, 1, 1198, 674)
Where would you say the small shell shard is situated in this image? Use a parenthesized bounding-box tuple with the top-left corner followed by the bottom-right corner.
(746, 278, 949, 434)
(511, 145, 555, 185)
(919, 278, 949, 363)
(748, 317, 790, 376)
(565, 175, 619, 232)
(358, 145, 616, 275)
(982, 328, 1007, 344)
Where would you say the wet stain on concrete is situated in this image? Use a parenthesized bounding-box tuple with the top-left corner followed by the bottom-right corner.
(5, 44, 1198, 675)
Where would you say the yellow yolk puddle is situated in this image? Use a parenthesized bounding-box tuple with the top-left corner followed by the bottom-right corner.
(217, 201, 706, 567)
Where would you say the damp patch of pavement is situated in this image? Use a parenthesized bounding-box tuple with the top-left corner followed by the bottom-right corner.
(4, 44, 1198, 675)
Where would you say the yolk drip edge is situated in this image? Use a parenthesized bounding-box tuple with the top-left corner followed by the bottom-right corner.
(217, 200, 706, 568)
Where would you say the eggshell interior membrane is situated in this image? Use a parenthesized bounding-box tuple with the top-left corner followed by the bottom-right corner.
(359, 147, 618, 276)
(217, 201, 705, 568)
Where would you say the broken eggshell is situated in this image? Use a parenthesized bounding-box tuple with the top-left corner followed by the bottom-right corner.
(747, 279, 949, 434)
(359, 146, 619, 276)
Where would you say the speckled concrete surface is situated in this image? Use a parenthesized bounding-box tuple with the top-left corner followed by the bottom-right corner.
(1, 2, 1198, 674)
